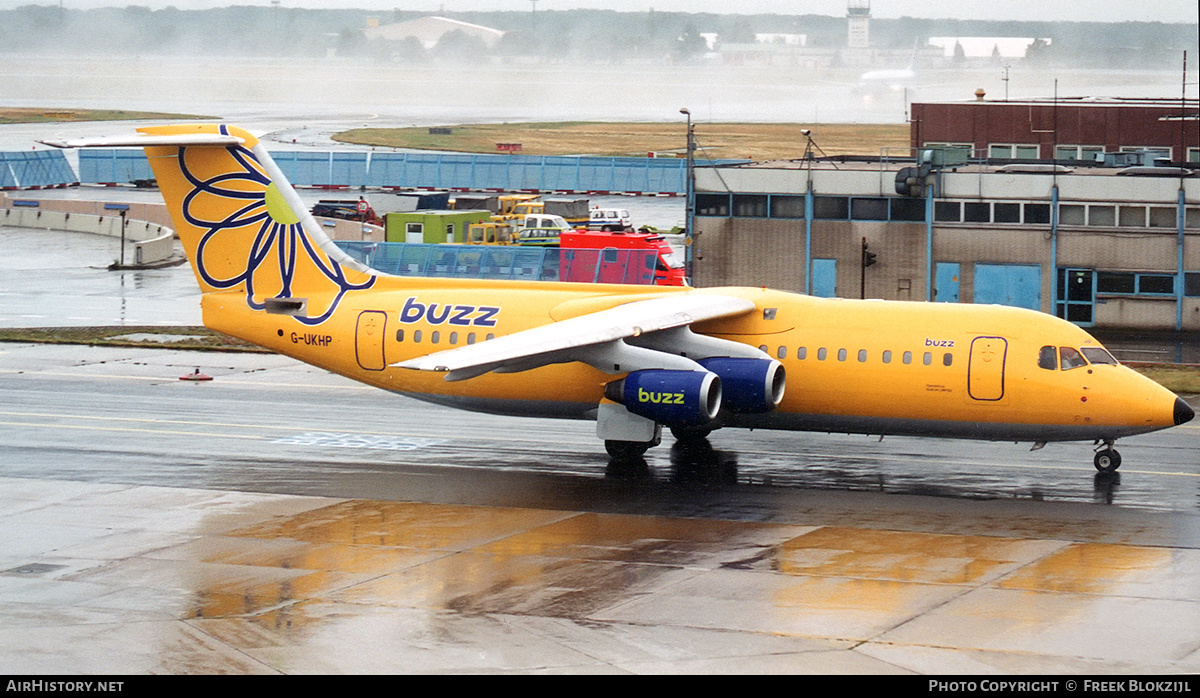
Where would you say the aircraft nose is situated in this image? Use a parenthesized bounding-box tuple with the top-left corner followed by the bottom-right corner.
(1175, 397, 1195, 426)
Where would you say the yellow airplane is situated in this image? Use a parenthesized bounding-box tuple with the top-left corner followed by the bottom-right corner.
(43, 124, 1194, 473)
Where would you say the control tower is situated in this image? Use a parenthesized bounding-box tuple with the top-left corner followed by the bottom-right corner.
(847, 0, 870, 48)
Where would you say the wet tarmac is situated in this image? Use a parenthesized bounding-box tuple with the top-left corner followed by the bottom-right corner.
(1, 343, 1199, 673)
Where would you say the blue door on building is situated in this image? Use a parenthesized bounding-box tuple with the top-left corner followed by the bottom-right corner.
(935, 262, 960, 302)
(974, 264, 1041, 311)
(812, 258, 837, 298)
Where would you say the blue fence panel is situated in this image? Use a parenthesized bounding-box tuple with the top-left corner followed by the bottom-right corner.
(269, 151, 299, 183)
(331, 153, 368, 187)
(505, 157, 544, 190)
(0, 150, 78, 187)
(333, 242, 661, 285)
(541, 156, 580, 191)
(646, 159, 686, 193)
(404, 154, 444, 189)
(366, 153, 407, 187)
(62, 148, 692, 194)
(77, 150, 152, 184)
(294, 152, 334, 186)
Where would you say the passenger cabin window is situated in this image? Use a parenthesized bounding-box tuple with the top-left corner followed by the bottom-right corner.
(1060, 347, 1088, 370)
(1080, 347, 1118, 365)
(1038, 346, 1057, 370)
(882, 350, 892, 364)
(797, 347, 807, 360)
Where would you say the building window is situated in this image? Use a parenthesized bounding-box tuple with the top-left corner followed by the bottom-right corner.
(890, 198, 925, 222)
(1055, 145, 1104, 161)
(1149, 207, 1177, 228)
(813, 196, 849, 220)
(1185, 273, 1200, 297)
(696, 193, 730, 217)
(935, 201, 961, 222)
(1024, 203, 1051, 224)
(993, 203, 1020, 223)
(733, 194, 768, 217)
(1059, 204, 1085, 226)
(1096, 271, 1177, 296)
(1097, 272, 1136, 294)
(770, 195, 806, 219)
(1138, 274, 1176, 295)
(989, 144, 1039, 160)
(963, 202, 990, 223)
(850, 197, 888, 221)
(1119, 206, 1146, 228)
(1089, 206, 1116, 227)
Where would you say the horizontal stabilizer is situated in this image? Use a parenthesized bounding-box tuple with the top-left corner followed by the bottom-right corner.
(39, 134, 244, 149)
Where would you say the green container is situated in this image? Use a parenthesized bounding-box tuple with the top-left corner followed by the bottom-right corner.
(384, 210, 492, 244)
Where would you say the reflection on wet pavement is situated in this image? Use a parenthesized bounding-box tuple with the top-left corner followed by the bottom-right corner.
(2, 476, 1199, 673)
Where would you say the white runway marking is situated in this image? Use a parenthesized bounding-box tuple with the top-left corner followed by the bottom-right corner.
(273, 431, 443, 451)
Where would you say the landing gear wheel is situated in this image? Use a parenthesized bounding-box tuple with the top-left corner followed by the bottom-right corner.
(1094, 448, 1122, 473)
(605, 437, 659, 460)
(670, 424, 715, 442)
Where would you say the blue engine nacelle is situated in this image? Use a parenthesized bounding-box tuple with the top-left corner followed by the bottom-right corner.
(607, 370, 722, 426)
(698, 358, 786, 413)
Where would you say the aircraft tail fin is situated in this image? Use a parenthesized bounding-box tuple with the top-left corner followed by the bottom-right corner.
(46, 124, 375, 325)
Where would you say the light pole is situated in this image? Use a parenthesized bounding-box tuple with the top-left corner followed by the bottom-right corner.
(680, 107, 695, 283)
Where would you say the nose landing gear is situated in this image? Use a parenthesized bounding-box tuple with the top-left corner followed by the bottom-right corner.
(1093, 441, 1121, 473)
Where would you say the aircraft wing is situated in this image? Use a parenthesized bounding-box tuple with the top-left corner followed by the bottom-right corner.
(394, 294, 757, 381)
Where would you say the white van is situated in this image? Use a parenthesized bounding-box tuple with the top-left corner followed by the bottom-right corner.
(588, 208, 632, 231)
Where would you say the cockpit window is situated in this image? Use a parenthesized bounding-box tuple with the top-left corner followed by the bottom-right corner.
(1060, 347, 1088, 370)
(1080, 347, 1119, 365)
(1038, 345, 1057, 370)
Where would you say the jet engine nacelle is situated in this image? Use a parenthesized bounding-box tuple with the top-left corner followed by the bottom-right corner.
(698, 357, 786, 413)
(607, 370, 722, 426)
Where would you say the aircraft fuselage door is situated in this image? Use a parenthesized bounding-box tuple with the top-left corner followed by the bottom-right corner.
(355, 310, 387, 371)
(968, 336, 1007, 401)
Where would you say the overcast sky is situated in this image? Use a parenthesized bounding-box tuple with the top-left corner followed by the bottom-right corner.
(5, 1, 1198, 23)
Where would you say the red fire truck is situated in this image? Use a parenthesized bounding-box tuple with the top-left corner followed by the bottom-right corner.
(558, 228, 687, 286)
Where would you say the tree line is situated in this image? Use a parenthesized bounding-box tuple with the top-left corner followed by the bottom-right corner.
(0, 5, 1194, 68)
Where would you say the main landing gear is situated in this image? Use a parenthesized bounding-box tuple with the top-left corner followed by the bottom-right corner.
(1093, 441, 1122, 474)
(605, 435, 659, 460)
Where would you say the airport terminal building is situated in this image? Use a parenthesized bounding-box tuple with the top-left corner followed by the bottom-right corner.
(691, 98, 1200, 330)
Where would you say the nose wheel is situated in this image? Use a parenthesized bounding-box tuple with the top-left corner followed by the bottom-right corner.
(1093, 443, 1122, 473)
